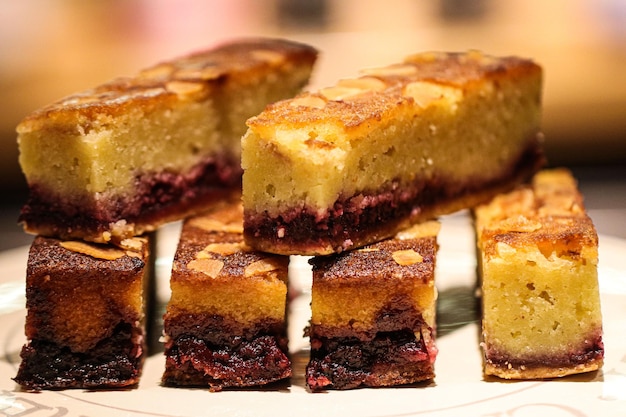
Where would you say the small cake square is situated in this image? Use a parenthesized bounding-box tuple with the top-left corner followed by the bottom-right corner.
(305, 221, 440, 391)
(14, 236, 152, 390)
(162, 197, 291, 391)
(474, 168, 604, 379)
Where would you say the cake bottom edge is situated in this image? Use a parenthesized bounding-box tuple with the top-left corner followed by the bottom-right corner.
(306, 328, 436, 391)
(13, 322, 145, 391)
(162, 333, 292, 392)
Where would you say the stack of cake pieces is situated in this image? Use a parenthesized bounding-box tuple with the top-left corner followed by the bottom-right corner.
(14, 35, 602, 393)
(13, 38, 318, 391)
(240, 50, 568, 389)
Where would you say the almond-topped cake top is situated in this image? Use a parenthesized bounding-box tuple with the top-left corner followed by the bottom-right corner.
(475, 168, 598, 259)
(247, 51, 539, 134)
(18, 38, 318, 133)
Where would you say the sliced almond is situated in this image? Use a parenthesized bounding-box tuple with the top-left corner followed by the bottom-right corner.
(244, 258, 282, 277)
(392, 249, 423, 266)
(251, 49, 285, 65)
(497, 215, 543, 233)
(165, 80, 204, 96)
(198, 242, 249, 257)
(320, 86, 365, 101)
(60, 241, 126, 261)
(289, 95, 327, 109)
(139, 63, 174, 80)
(361, 64, 418, 78)
(175, 65, 221, 81)
(337, 77, 387, 92)
(403, 81, 462, 108)
(187, 258, 224, 278)
(188, 216, 243, 234)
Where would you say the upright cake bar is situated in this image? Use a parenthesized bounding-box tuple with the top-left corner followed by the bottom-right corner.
(14, 236, 152, 390)
(474, 169, 604, 379)
(18, 38, 317, 243)
(162, 196, 291, 391)
(242, 50, 544, 255)
(306, 221, 440, 391)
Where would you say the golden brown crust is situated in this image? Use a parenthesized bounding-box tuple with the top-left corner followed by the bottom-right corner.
(18, 38, 318, 134)
(248, 51, 541, 131)
(475, 168, 598, 259)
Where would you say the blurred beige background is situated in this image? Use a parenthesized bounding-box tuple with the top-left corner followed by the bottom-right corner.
(2, 0, 626, 194)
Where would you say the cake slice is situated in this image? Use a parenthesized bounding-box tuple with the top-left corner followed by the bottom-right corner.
(242, 50, 544, 255)
(18, 38, 317, 243)
(14, 235, 152, 390)
(474, 168, 604, 379)
(162, 196, 291, 391)
(305, 221, 440, 391)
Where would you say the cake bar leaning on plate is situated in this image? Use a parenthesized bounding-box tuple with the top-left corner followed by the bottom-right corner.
(17, 38, 317, 244)
(242, 50, 544, 256)
(162, 195, 291, 391)
(14, 236, 152, 390)
(306, 221, 440, 391)
(474, 168, 604, 379)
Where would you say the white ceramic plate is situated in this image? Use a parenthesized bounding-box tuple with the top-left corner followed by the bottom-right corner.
(2, 213, 626, 417)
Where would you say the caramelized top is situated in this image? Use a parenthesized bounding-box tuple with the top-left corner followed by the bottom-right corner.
(17, 38, 318, 134)
(475, 168, 598, 260)
(247, 50, 541, 131)
(310, 221, 440, 286)
(173, 195, 288, 283)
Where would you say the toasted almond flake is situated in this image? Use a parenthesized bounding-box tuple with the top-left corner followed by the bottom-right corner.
(187, 258, 224, 278)
(361, 64, 418, 78)
(174, 65, 222, 81)
(188, 217, 243, 234)
(289, 95, 326, 109)
(139, 63, 174, 80)
(199, 242, 249, 256)
(251, 49, 285, 65)
(403, 81, 462, 108)
(497, 215, 543, 233)
(337, 77, 387, 92)
(60, 241, 126, 260)
(320, 86, 364, 101)
(392, 249, 423, 266)
(244, 258, 282, 277)
(404, 51, 448, 64)
(165, 80, 204, 96)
